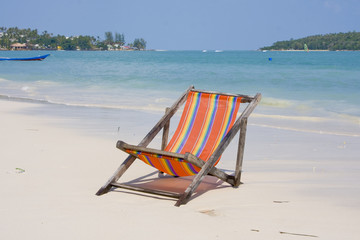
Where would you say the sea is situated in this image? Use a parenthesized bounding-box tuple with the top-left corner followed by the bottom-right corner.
(1, 50, 359, 138)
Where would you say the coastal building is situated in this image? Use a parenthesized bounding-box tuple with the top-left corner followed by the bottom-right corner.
(10, 43, 28, 50)
(120, 45, 135, 50)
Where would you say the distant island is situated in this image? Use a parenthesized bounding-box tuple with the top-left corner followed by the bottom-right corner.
(261, 32, 360, 51)
(0, 27, 147, 51)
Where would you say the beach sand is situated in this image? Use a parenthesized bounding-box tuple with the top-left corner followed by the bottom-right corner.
(1, 99, 360, 239)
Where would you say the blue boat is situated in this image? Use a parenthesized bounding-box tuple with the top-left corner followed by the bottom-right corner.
(0, 54, 50, 61)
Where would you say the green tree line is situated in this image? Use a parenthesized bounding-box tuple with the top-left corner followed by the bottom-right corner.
(0, 27, 147, 50)
(261, 31, 360, 51)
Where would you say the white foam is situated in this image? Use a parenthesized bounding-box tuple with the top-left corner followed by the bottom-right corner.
(35, 80, 61, 86)
(47, 100, 166, 113)
(260, 97, 295, 108)
(155, 97, 172, 103)
(21, 86, 31, 92)
(253, 113, 328, 122)
(251, 123, 360, 137)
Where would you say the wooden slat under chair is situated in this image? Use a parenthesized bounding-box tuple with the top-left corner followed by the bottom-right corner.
(96, 85, 261, 206)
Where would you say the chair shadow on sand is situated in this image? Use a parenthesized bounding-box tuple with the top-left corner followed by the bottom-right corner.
(111, 169, 235, 203)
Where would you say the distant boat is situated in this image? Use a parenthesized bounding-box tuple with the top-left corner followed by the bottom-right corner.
(202, 50, 207, 52)
(0, 54, 50, 61)
(214, 50, 223, 53)
(304, 44, 309, 52)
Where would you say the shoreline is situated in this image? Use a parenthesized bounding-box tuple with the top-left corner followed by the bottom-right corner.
(2, 47, 360, 52)
(261, 49, 360, 52)
(1, 99, 360, 239)
(2, 92, 359, 139)
(266, 49, 330, 52)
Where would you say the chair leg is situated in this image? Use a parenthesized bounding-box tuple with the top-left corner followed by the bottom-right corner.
(175, 156, 218, 206)
(234, 118, 247, 187)
(96, 155, 136, 195)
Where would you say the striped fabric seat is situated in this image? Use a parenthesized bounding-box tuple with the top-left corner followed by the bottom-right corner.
(125, 90, 242, 176)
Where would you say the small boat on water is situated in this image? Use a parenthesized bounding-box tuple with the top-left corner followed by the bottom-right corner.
(0, 54, 50, 61)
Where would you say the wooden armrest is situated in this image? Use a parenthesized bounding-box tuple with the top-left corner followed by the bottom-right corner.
(117, 141, 185, 159)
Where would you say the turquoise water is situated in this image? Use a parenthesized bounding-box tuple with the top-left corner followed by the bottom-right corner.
(1, 50, 359, 136)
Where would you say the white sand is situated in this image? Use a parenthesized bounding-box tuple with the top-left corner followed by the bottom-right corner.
(1, 99, 360, 239)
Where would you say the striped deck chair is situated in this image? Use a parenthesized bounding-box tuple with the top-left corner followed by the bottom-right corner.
(96, 86, 261, 206)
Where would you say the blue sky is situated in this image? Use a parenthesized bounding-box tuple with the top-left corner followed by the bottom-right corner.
(1, 0, 359, 50)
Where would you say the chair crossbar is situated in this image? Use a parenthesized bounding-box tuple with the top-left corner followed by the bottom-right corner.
(111, 182, 181, 199)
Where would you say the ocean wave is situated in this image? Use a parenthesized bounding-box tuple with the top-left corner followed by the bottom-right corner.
(259, 97, 318, 113)
(259, 97, 295, 108)
(252, 113, 328, 122)
(0, 94, 51, 104)
(154, 97, 173, 103)
(53, 102, 166, 112)
(250, 123, 360, 137)
(21, 86, 35, 93)
(336, 113, 360, 124)
(35, 80, 62, 86)
(0, 94, 166, 113)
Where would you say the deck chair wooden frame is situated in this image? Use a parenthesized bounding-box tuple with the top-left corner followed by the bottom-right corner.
(96, 86, 261, 206)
